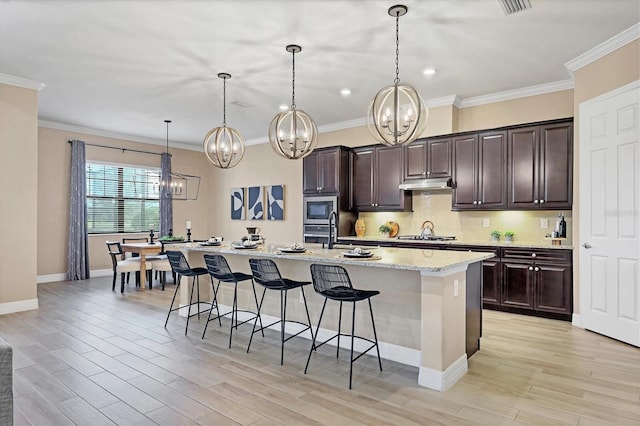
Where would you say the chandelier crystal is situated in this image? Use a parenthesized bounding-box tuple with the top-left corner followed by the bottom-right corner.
(368, 4, 428, 146)
(268, 44, 318, 160)
(204, 73, 245, 168)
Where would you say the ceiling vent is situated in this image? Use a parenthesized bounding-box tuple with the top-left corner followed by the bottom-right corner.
(498, 0, 532, 15)
(231, 100, 253, 108)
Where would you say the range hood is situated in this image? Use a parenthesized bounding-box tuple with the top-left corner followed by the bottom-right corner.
(399, 177, 454, 191)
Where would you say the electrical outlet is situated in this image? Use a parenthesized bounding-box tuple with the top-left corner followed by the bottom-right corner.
(541, 218, 549, 228)
(482, 218, 490, 228)
(454, 280, 459, 297)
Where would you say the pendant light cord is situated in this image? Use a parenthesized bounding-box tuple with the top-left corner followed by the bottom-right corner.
(165, 120, 170, 154)
(222, 76, 227, 126)
(291, 49, 296, 110)
(394, 12, 400, 85)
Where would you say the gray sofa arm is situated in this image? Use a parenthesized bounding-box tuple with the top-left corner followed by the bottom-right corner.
(0, 336, 12, 426)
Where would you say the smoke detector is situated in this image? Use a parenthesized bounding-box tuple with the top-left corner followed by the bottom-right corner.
(498, 0, 532, 15)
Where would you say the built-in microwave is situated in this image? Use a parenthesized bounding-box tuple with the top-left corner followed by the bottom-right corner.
(303, 196, 338, 224)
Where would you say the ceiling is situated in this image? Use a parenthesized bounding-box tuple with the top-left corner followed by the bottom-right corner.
(1, 0, 638, 149)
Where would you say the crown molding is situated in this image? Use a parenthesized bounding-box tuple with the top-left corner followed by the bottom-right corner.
(38, 120, 202, 152)
(0, 73, 46, 90)
(565, 23, 640, 74)
(427, 95, 462, 108)
(459, 79, 575, 108)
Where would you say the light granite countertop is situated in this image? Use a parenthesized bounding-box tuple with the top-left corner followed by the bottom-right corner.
(337, 236, 573, 250)
(170, 242, 493, 275)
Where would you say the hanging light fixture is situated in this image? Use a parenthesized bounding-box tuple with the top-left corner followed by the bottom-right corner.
(155, 120, 201, 200)
(368, 4, 428, 146)
(203, 72, 245, 168)
(268, 44, 318, 160)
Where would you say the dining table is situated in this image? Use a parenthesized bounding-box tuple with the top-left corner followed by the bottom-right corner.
(120, 242, 163, 289)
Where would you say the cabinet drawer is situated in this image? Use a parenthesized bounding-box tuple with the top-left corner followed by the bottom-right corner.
(502, 248, 571, 263)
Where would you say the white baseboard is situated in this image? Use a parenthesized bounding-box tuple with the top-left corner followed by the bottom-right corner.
(572, 313, 582, 328)
(0, 298, 39, 315)
(37, 273, 67, 283)
(184, 304, 422, 367)
(418, 353, 468, 391)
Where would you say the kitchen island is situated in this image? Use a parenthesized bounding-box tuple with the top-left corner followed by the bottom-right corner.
(170, 242, 492, 391)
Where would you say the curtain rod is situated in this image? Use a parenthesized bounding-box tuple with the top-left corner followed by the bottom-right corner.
(68, 140, 166, 156)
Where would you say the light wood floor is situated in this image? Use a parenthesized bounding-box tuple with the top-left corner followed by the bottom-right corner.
(1, 276, 638, 425)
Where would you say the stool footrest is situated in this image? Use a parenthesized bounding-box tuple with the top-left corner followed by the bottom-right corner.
(314, 332, 379, 362)
(251, 319, 312, 343)
(207, 309, 260, 330)
(167, 301, 216, 317)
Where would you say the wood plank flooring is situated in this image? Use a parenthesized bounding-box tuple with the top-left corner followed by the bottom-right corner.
(1, 277, 638, 425)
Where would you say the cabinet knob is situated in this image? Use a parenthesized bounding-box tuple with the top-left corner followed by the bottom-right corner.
(473, 201, 478, 205)
(528, 266, 534, 271)
(534, 199, 539, 203)
(422, 172, 426, 176)
(534, 267, 540, 271)
(477, 200, 482, 204)
(531, 253, 537, 257)
(540, 199, 545, 203)
(427, 171, 431, 175)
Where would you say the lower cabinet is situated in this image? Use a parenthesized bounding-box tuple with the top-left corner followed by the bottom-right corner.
(501, 248, 572, 319)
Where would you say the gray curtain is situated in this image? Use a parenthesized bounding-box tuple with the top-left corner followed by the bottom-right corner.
(160, 152, 173, 236)
(67, 140, 90, 280)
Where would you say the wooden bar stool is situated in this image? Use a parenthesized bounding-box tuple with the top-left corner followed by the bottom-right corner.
(305, 263, 382, 389)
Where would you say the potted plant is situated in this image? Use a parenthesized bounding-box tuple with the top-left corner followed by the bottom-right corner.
(504, 231, 514, 242)
(379, 223, 393, 237)
(490, 230, 501, 241)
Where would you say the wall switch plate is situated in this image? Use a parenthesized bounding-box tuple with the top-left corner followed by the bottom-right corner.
(454, 280, 459, 297)
(541, 218, 549, 228)
(482, 218, 490, 228)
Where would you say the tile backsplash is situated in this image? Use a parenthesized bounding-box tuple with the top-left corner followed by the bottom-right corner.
(358, 192, 572, 244)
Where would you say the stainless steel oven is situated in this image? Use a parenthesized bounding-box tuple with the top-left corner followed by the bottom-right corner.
(303, 196, 338, 225)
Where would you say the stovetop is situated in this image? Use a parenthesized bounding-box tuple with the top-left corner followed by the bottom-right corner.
(396, 235, 457, 241)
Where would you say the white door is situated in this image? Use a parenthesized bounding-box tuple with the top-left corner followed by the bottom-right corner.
(579, 81, 640, 347)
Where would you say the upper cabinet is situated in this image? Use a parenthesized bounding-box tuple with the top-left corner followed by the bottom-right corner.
(403, 137, 452, 180)
(303, 146, 351, 197)
(352, 145, 412, 212)
(452, 131, 508, 210)
(507, 120, 573, 209)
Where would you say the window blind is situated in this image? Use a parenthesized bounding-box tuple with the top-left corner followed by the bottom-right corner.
(86, 163, 160, 233)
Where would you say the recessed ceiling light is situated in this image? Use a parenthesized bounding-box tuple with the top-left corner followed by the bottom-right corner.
(340, 88, 351, 96)
(279, 104, 288, 111)
(423, 68, 436, 75)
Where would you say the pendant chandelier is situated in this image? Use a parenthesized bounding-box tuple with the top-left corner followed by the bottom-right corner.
(367, 4, 428, 147)
(203, 73, 245, 168)
(156, 120, 201, 200)
(268, 44, 318, 160)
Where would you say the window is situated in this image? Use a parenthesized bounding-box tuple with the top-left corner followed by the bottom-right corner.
(86, 163, 160, 234)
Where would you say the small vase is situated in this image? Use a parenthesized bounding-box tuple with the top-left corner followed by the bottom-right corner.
(491, 236, 500, 242)
(505, 236, 513, 242)
(355, 219, 366, 237)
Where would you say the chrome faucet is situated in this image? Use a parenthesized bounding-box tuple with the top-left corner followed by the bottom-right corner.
(328, 211, 337, 249)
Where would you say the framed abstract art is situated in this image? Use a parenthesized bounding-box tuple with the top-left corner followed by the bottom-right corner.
(266, 185, 284, 220)
(247, 186, 264, 220)
(231, 187, 245, 220)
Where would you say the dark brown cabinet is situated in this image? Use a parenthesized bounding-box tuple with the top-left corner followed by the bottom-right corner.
(501, 248, 572, 318)
(303, 146, 350, 196)
(442, 245, 501, 307)
(452, 131, 508, 210)
(352, 145, 411, 211)
(404, 137, 452, 180)
(508, 120, 573, 209)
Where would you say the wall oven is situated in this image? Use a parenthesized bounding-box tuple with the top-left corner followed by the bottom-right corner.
(303, 196, 338, 224)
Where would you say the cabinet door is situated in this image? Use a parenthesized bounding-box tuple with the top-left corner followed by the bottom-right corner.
(508, 126, 539, 208)
(535, 262, 572, 314)
(318, 149, 340, 194)
(376, 146, 410, 210)
(482, 257, 502, 306)
(302, 151, 320, 194)
(539, 122, 573, 208)
(404, 140, 427, 180)
(478, 131, 507, 209)
(352, 148, 375, 210)
(427, 137, 452, 178)
(452, 135, 478, 209)
(501, 261, 534, 309)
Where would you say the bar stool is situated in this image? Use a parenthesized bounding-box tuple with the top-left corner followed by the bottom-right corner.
(164, 250, 212, 335)
(247, 258, 315, 365)
(202, 254, 263, 348)
(305, 263, 382, 389)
